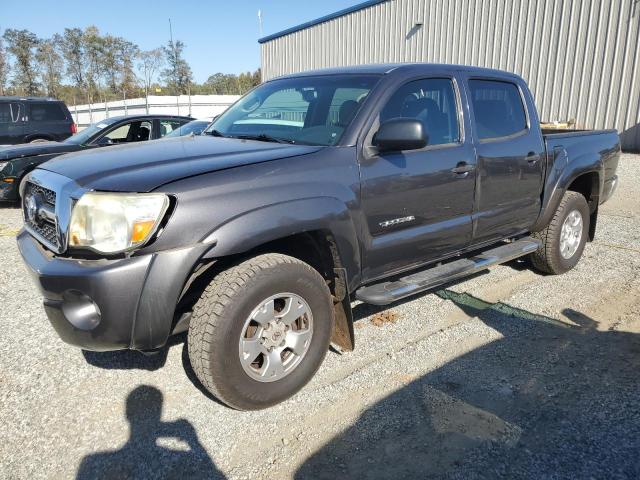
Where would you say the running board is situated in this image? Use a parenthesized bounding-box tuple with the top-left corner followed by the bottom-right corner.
(355, 237, 542, 305)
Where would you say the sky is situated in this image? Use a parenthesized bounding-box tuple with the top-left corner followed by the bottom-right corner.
(1, 0, 361, 83)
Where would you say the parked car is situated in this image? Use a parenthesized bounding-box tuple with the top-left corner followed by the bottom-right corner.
(164, 119, 210, 137)
(0, 114, 192, 202)
(0, 96, 76, 145)
(17, 64, 619, 410)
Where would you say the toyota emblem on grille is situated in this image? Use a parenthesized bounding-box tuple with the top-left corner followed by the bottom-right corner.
(25, 192, 44, 225)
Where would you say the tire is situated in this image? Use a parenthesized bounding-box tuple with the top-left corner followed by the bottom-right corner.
(29, 137, 49, 143)
(187, 253, 334, 410)
(530, 191, 590, 275)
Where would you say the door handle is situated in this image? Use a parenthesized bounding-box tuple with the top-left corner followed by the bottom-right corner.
(526, 152, 541, 164)
(451, 163, 475, 176)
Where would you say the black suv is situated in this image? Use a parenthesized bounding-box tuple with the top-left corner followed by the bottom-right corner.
(0, 96, 76, 145)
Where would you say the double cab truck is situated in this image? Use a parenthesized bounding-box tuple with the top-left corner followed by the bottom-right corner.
(17, 64, 620, 410)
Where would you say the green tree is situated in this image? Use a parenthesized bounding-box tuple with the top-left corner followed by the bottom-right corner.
(161, 39, 192, 94)
(138, 48, 164, 98)
(0, 37, 8, 95)
(3, 28, 40, 95)
(36, 35, 64, 97)
(60, 28, 86, 100)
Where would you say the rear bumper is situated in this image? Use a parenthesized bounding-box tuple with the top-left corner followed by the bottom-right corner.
(17, 230, 208, 351)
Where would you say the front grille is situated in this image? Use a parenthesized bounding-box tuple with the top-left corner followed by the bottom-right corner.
(23, 182, 60, 251)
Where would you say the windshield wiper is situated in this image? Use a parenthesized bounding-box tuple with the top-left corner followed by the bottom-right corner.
(204, 129, 227, 137)
(235, 133, 295, 144)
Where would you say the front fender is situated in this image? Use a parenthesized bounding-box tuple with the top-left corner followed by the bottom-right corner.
(201, 197, 362, 290)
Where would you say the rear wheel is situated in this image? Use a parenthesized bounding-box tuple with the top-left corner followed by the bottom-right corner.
(530, 191, 590, 274)
(28, 137, 49, 143)
(187, 253, 334, 410)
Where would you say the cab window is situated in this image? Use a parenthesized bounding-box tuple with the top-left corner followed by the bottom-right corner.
(468, 80, 527, 140)
(379, 78, 460, 146)
(98, 121, 152, 144)
(159, 120, 185, 138)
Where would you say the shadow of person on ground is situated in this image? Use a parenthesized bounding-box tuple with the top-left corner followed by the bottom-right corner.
(76, 385, 225, 479)
(297, 289, 640, 479)
(82, 333, 187, 371)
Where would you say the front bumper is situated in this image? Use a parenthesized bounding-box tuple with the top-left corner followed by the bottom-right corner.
(0, 177, 18, 201)
(17, 230, 208, 351)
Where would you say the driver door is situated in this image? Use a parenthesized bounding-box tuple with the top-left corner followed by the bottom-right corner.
(359, 77, 476, 282)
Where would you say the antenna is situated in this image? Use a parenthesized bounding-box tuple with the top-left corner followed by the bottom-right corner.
(169, 18, 174, 45)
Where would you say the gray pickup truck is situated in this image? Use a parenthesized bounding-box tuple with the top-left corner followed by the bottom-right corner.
(17, 64, 620, 410)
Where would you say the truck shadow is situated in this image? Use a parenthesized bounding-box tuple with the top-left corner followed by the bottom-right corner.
(76, 385, 226, 479)
(297, 290, 640, 479)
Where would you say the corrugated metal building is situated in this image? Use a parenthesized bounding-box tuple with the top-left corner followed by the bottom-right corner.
(259, 0, 640, 151)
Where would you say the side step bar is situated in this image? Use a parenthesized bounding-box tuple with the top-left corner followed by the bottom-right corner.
(355, 237, 541, 305)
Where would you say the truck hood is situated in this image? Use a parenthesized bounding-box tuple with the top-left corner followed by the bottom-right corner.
(0, 142, 82, 160)
(37, 136, 323, 192)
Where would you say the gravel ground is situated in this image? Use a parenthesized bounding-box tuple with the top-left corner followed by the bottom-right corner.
(1, 154, 639, 479)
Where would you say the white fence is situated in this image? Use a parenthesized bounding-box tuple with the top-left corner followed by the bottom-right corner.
(70, 95, 241, 128)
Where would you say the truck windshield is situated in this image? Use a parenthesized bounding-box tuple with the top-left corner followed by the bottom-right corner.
(205, 75, 381, 146)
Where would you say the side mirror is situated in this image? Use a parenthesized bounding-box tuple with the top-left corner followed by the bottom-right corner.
(373, 118, 428, 152)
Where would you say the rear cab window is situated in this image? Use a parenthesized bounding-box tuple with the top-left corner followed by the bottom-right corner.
(29, 102, 68, 122)
(468, 79, 528, 140)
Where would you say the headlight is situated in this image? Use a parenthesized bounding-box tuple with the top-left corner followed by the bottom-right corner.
(69, 192, 169, 253)
(0, 161, 7, 172)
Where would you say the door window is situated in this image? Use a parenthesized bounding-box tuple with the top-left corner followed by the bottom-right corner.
(0, 103, 21, 123)
(159, 120, 184, 137)
(100, 121, 152, 144)
(379, 78, 460, 146)
(30, 103, 67, 121)
(468, 80, 527, 140)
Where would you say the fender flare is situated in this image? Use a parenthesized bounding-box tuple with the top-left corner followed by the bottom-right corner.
(201, 196, 362, 290)
(532, 152, 602, 232)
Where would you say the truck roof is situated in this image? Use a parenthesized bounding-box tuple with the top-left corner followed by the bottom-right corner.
(271, 63, 522, 81)
(0, 96, 62, 102)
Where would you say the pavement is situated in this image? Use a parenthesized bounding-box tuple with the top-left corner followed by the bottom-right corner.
(1, 154, 639, 479)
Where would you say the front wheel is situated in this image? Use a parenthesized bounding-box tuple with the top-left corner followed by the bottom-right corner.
(187, 253, 334, 410)
(530, 191, 590, 274)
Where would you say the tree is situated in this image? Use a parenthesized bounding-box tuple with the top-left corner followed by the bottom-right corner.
(36, 35, 64, 97)
(3, 29, 40, 95)
(161, 39, 192, 94)
(60, 28, 86, 100)
(83, 26, 105, 103)
(205, 69, 261, 95)
(117, 38, 140, 97)
(0, 37, 8, 95)
(138, 48, 164, 97)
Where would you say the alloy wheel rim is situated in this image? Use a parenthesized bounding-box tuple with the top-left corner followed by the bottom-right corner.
(559, 209, 583, 259)
(238, 293, 313, 382)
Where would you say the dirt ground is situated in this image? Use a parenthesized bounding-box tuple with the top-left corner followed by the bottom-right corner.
(0, 154, 639, 479)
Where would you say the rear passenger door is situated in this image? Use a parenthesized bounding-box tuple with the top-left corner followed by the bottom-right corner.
(466, 78, 545, 245)
(359, 76, 476, 281)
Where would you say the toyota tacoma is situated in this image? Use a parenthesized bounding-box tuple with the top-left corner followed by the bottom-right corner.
(17, 64, 620, 410)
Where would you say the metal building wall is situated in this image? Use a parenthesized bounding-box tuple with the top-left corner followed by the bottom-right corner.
(260, 0, 640, 151)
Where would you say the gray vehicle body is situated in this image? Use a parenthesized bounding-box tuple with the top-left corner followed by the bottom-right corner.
(17, 64, 620, 352)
